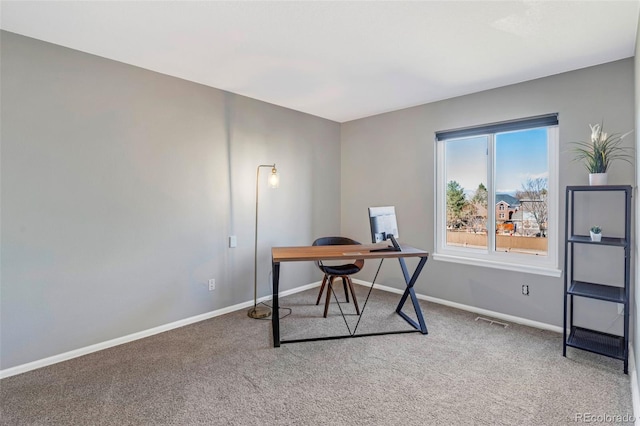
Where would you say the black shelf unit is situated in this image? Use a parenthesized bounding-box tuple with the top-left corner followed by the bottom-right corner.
(563, 185, 631, 373)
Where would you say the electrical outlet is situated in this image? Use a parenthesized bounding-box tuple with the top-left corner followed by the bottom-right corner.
(208, 279, 216, 291)
(229, 236, 237, 248)
(522, 284, 529, 295)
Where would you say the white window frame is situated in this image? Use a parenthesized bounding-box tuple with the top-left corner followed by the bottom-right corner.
(434, 118, 560, 277)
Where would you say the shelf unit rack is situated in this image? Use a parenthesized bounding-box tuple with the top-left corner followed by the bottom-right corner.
(563, 185, 631, 374)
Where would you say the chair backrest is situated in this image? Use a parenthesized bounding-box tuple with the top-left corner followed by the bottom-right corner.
(312, 236, 361, 247)
(312, 237, 364, 272)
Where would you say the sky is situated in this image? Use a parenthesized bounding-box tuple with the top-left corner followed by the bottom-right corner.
(445, 128, 548, 196)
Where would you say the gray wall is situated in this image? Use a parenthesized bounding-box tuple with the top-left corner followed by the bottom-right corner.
(0, 31, 341, 369)
(341, 59, 635, 331)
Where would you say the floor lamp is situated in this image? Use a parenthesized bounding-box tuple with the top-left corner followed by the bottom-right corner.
(248, 164, 279, 319)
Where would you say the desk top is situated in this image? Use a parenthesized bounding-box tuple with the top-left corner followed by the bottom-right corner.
(272, 243, 428, 262)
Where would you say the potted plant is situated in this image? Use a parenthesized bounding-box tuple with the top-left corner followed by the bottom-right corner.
(590, 225, 602, 242)
(571, 123, 633, 185)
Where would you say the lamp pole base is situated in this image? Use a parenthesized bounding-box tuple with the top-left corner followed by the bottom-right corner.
(248, 305, 272, 319)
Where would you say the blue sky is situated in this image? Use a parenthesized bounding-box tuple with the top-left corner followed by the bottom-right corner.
(445, 128, 548, 196)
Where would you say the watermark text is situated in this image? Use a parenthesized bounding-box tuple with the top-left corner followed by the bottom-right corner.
(575, 413, 635, 423)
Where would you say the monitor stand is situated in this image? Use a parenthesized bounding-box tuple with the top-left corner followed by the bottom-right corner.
(371, 235, 402, 252)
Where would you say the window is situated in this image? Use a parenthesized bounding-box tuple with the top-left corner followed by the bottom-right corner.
(435, 114, 560, 276)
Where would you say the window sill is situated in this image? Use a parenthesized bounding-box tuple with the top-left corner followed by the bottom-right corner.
(432, 253, 562, 277)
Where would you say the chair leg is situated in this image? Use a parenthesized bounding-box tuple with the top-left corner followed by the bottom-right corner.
(321, 276, 360, 318)
(342, 277, 349, 303)
(347, 277, 360, 315)
(316, 274, 328, 305)
(323, 276, 335, 318)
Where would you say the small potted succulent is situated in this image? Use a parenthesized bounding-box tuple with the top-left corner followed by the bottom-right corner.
(590, 225, 602, 242)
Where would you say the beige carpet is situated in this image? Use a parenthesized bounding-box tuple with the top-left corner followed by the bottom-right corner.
(0, 287, 634, 425)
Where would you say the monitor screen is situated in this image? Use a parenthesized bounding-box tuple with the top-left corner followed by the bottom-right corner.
(368, 206, 399, 243)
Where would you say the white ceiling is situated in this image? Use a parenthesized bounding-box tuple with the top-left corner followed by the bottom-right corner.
(1, 1, 639, 123)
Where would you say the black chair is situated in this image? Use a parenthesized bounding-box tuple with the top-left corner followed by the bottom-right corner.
(312, 237, 364, 318)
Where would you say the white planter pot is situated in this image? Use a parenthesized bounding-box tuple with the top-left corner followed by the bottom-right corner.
(590, 231, 602, 242)
(589, 173, 608, 186)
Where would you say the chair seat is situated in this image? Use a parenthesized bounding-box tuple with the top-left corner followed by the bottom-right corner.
(320, 263, 361, 276)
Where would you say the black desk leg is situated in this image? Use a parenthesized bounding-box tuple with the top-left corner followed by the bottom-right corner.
(395, 256, 429, 334)
(272, 260, 280, 347)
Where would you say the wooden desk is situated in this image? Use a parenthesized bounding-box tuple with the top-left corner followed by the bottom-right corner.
(271, 243, 429, 347)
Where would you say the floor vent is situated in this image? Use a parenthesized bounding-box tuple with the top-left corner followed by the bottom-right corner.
(475, 316, 509, 328)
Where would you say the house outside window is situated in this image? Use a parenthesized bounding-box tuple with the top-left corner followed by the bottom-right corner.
(434, 114, 560, 277)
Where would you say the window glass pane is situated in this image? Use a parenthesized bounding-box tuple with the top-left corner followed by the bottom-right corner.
(445, 136, 488, 249)
(494, 128, 548, 255)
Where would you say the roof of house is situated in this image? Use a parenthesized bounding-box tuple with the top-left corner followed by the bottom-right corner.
(496, 194, 520, 207)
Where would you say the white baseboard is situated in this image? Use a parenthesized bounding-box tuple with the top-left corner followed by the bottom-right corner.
(0, 281, 322, 379)
(352, 279, 563, 333)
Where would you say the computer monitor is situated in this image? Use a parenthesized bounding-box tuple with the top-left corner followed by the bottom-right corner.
(368, 206, 401, 250)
